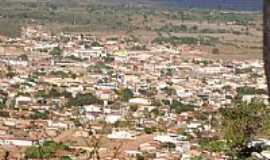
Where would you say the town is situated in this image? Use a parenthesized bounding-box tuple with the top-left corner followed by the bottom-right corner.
(0, 24, 268, 160)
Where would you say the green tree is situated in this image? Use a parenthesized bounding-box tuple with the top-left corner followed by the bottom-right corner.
(221, 101, 270, 159)
(50, 47, 63, 57)
(144, 127, 156, 134)
(61, 156, 72, 160)
(118, 88, 134, 102)
(199, 139, 229, 153)
(30, 110, 49, 120)
(67, 93, 102, 107)
(25, 141, 69, 159)
(170, 100, 195, 114)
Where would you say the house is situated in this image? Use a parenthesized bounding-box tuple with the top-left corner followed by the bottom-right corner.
(0, 136, 37, 146)
(139, 143, 157, 152)
(107, 130, 135, 140)
(15, 96, 32, 108)
(129, 98, 151, 106)
(112, 50, 129, 62)
(82, 105, 102, 121)
(48, 120, 69, 129)
(76, 47, 106, 60)
(154, 134, 178, 144)
(105, 115, 122, 124)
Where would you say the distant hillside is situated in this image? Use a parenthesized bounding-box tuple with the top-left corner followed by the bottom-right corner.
(87, 0, 263, 11)
(3, 0, 263, 11)
(166, 0, 263, 11)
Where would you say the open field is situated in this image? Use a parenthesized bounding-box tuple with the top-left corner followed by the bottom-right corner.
(0, 0, 263, 59)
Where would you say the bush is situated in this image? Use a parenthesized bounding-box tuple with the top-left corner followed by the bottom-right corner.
(129, 105, 139, 112)
(25, 141, 69, 159)
(212, 48, 220, 54)
(117, 88, 134, 102)
(199, 139, 229, 153)
(50, 47, 62, 57)
(220, 101, 270, 158)
(236, 86, 266, 96)
(170, 100, 195, 114)
(61, 156, 72, 160)
(66, 93, 102, 107)
(30, 111, 49, 120)
(144, 127, 156, 134)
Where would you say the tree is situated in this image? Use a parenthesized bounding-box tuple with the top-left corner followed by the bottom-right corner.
(6, 66, 16, 78)
(66, 93, 102, 107)
(170, 100, 195, 114)
(25, 141, 69, 159)
(144, 127, 156, 134)
(220, 101, 270, 159)
(19, 54, 29, 61)
(50, 47, 62, 57)
(85, 135, 102, 160)
(117, 88, 134, 102)
(30, 110, 49, 120)
(212, 48, 220, 54)
(162, 87, 176, 96)
(112, 142, 123, 159)
(264, 0, 270, 98)
(91, 41, 101, 47)
(61, 156, 72, 160)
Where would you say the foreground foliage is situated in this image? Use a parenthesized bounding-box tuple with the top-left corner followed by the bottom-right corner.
(220, 101, 270, 159)
(25, 141, 69, 159)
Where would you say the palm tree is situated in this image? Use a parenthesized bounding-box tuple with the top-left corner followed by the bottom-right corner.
(264, 0, 270, 97)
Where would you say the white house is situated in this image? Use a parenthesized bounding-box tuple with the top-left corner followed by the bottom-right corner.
(129, 98, 151, 106)
(154, 135, 177, 144)
(105, 115, 122, 124)
(0, 137, 37, 146)
(15, 96, 32, 108)
(107, 130, 134, 140)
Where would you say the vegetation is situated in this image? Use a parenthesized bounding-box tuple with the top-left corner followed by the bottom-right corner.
(35, 88, 73, 99)
(152, 36, 218, 46)
(0, 1, 259, 37)
(220, 101, 270, 159)
(161, 87, 176, 96)
(48, 70, 76, 79)
(199, 139, 229, 153)
(144, 126, 156, 134)
(117, 88, 134, 102)
(88, 62, 112, 74)
(212, 48, 220, 54)
(190, 156, 205, 160)
(61, 156, 72, 160)
(50, 47, 63, 57)
(129, 105, 139, 112)
(66, 93, 102, 107)
(30, 110, 49, 120)
(156, 24, 234, 34)
(160, 142, 176, 151)
(170, 100, 196, 114)
(0, 19, 22, 37)
(236, 86, 267, 96)
(0, 94, 7, 108)
(25, 141, 69, 159)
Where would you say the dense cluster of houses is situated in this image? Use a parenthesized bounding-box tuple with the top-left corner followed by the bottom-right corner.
(0, 26, 268, 159)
